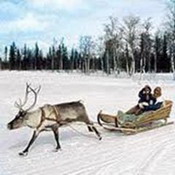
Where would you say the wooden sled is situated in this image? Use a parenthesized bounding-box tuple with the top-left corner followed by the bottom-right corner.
(97, 100, 173, 135)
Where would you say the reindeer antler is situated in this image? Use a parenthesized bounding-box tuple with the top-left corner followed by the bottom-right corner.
(14, 83, 41, 111)
(14, 83, 32, 110)
(25, 85, 41, 112)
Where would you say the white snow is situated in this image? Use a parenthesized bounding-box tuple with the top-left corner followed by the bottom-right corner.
(1, 71, 175, 175)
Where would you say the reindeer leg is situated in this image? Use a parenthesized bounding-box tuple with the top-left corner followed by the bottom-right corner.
(19, 130, 40, 156)
(51, 125, 61, 151)
(92, 126, 102, 140)
(86, 121, 102, 140)
(87, 125, 93, 132)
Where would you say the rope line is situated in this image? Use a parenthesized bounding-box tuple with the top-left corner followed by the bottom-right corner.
(66, 123, 98, 139)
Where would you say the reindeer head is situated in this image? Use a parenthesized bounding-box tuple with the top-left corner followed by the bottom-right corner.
(7, 83, 41, 130)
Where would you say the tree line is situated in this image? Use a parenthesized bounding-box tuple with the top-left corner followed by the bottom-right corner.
(0, 0, 174, 76)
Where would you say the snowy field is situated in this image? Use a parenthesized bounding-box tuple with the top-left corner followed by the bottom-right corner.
(1, 71, 175, 175)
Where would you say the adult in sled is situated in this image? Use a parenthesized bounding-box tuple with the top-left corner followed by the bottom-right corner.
(144, 86, 163, 111)
(117, 87, 165, 126)
(118, 85, 153, 123)
(138, 85, 154, 107)
(128, 85, 153, 115)
(97, 85, 173, 134)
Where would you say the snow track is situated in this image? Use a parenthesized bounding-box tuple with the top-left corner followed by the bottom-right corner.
(2, 125, 175, 175)
(1, 72, 175, 175)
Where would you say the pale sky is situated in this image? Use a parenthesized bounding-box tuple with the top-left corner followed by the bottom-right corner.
(0, 0, 167, 53)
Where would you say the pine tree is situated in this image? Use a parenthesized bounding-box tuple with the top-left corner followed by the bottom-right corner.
(9, 42, 16, 70)
(16, 49, 21, 70)
(162, 34, 171, 72)
(62, 45, 69, 70)
(34, 43, 39, 70)
(22, 44, 27, 70)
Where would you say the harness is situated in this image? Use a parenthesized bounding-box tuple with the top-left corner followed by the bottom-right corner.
(35, 105, 99, 139)
(36, 106, 61, 130)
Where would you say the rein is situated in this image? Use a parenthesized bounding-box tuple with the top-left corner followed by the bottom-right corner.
(36, 108, 45, 129)
(37, 106, 64, 129)
(37, 106, 97, 139)
(66, 123, 98, 139)
(36, 107, 56, 129)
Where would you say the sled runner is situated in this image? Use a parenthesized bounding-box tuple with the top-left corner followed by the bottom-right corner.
(97, 100, 173, 135)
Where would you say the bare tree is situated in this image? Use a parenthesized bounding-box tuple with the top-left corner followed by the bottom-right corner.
(104, 16, 123, 75)
(122, 15, 140, 75)
(96, 37, 105, 72)
(140, 18, 153, 73)
(165, 0, 175, 78)
(90, 39, 98, 72)
(154, 31, 161, 73)
(79, 36, 94, 73)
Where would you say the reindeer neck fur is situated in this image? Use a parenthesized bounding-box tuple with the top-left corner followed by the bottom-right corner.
(25, 108, 42, 128)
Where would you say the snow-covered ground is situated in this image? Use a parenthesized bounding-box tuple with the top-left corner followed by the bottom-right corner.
(1, 71, 175, 175)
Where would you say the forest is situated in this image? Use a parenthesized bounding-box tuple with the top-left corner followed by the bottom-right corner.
(0, 0, 174, 76)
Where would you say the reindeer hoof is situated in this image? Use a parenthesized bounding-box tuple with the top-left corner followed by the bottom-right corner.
(53, 148, 62, 152)
(99, 136, 102, 140)
(19, 152, 28, 156)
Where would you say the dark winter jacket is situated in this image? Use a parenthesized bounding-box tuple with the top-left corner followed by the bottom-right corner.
(138, 88, 156, 104)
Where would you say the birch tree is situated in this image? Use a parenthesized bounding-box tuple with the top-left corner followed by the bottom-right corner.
(79, 36, 94, 73)
(123, 15, 140, 75)
(104, 16, 123, 75)
(165, 0, 175, 78)
(140, 18, 153, 73)
(96, 37, 105, 72)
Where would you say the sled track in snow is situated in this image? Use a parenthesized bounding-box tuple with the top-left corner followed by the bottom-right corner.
(1, 124, 175, 175)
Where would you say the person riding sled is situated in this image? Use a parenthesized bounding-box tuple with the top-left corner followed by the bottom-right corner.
(143, 86, 163, 112)
(127, 85, 153, 115)
(126, 85, 163, 115)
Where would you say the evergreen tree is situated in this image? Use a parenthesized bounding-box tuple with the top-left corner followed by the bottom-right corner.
(9, 42, 17, 70)
(62, 44, 69, 70)
(34, 43, 39, 70)
(162, 34, 170, 72)
(70, 48, 75, 71)
(16, 49, 21, 70)
(22, 44, 28, 70)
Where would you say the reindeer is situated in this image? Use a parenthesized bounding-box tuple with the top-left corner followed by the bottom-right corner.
(7, 84, 101, 156)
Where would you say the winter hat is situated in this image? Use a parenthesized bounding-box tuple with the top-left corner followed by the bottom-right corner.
(144, 85, 151, 94)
